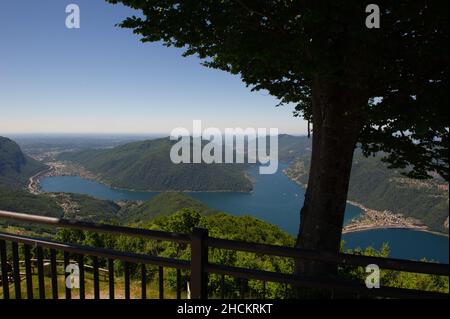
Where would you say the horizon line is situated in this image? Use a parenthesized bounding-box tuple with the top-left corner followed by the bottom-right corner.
(0, 131, 308, 137)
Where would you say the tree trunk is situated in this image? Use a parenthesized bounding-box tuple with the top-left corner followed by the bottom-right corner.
(295, 77, 366, 281)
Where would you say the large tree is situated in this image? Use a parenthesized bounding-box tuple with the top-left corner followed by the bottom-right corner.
(107, 0, 449, 277)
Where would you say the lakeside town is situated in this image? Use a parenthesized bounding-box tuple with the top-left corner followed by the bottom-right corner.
(283, 166, 447, 236)
(28, 161, 96, 194)
(342, 203, 430, 234)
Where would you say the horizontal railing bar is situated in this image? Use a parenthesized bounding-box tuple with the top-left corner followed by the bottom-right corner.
(205, 263, 449, 299)
(0, 210, 190, 244)
(208, 237, 340, 262)
(207, 237, 449, 276)
(0, 232, 190, 270)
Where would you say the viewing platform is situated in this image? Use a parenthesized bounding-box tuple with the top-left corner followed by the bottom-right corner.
(0, 210, 448, 299)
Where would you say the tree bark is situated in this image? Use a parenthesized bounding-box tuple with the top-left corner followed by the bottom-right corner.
(295, 76, 366, 281)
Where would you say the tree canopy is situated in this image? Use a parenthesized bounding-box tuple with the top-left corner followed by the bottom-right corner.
(107, 0, 448, 180)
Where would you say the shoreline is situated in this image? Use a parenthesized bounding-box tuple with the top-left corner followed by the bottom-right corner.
(27, 161, 97, 194)
(283, 168, 449, 237)
(343, 200, 448, 237)
(28, 167, 52, 194)
(32, 161, 254, 194)
(342, 224, 449, 237)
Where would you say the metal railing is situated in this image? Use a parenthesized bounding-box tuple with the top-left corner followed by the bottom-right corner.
(0, 210, 448, 299)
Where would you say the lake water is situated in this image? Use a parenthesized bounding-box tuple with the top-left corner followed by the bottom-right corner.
(343, 229, 448, 263)
(40, 164, 449, 263)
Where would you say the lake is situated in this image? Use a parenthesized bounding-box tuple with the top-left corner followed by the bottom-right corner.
(40, 164, 449, 263)
(343, 229, 448, 263)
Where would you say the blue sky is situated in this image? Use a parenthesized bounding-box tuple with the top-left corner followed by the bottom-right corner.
(0, 0, 307, 135)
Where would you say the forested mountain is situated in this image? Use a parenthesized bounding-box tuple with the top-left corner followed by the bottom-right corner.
(0, 136, 47, 188)
(277, 134, 312, 163)
(57, 138, 252, 192)
(285, 151, 449, 233)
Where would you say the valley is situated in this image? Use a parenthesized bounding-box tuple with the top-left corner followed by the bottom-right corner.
(1, 134, 449, 263)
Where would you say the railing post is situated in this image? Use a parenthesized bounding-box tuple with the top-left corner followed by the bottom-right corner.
(190, 227, 208, 299)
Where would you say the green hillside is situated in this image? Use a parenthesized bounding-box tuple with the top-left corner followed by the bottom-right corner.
(0, 187, 61, 217)
(120, 192, 219, 223)
(50, 193, 121, 223)
(57, 138, 252, 192)
(0, 186, 62, 233)
(0, 136, 47, 188)
(0, 188, 213, 227)
(285, 151, 449, 233)
(277, 134, 312, 163)
(0, 187, 122, 231)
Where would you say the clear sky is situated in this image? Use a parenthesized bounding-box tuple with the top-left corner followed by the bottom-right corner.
(0, 0, 307, 135)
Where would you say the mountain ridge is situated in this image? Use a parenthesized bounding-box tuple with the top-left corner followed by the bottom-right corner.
(57, 137, 253, 192)
(0, 136, 47, 188)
